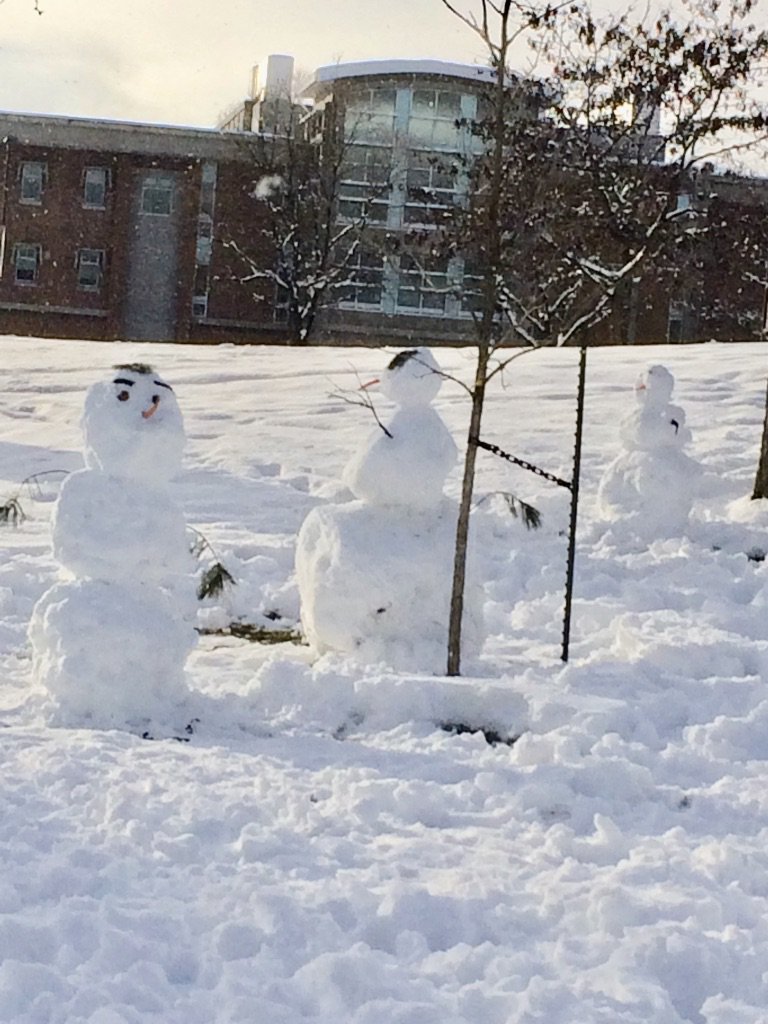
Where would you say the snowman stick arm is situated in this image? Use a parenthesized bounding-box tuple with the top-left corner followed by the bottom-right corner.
(330, 386, 394, 439)
(411, 357, 472, 397)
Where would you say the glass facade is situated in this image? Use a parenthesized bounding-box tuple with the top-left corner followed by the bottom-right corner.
(338, 248, 386, 309)
(337, 79, 479, 319)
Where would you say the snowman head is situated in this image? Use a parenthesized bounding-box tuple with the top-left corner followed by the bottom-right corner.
(82, 363, 185, 483)
(634, 364, 674, 410)
(380, 348, 442, 408)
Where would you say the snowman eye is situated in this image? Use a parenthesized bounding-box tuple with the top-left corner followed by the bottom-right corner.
(117, 390, 130, 402)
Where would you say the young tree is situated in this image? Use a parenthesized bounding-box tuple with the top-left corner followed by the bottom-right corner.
(225, 107, 383, 344)
(436, 0, 768, 674)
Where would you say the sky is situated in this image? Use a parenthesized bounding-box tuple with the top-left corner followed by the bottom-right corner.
(0, 0, 493, 127)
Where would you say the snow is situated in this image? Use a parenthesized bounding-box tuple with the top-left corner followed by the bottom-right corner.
(2, 335, 768, 1022)
(308, 59, 497, 93)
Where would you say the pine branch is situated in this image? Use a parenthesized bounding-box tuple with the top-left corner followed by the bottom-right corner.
(187, 527, 237, 600)
(501, 491, 542, 530)
(0, 496, 25, 527)
(475, 489, 542, 529)
(197, 563, 237, 601)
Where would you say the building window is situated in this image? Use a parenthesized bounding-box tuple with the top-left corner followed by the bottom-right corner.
(338, 248, 385, 309)
(76, 248, 105, 291)
(404, 151, 458, 226)
(338, 146, 391, 223)
(345, 88, 397, 144)
(192, 295, 208, 318)
(396, 253, 450, 315)
(20, 162, 46, 204)
(195, 213, 213, 265)
(459, 259, 485, 315)
(273, 279, 291, 322)
(141, 174, 174, 215)
(667, 299, 689, 343)
(13, 243, 41, 284)
(83, 167, 110, 208)
(408, 89, 463, 148)
(200, 161, 217, 211)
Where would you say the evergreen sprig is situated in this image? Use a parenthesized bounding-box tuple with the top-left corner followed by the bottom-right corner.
(187, 526, 237, 602)
(0, 497, 25, 527)
(197, 562, 237, 601)
(502, 492, 542, 531)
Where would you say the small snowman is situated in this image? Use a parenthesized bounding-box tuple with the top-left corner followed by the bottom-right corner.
(296, 348, 484, 672)
(29, 363, 196, 731)
(597, 364, 701, 540)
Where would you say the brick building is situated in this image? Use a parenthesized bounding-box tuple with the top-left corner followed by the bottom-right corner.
(1, 55, 767, 346)
(0, 113, 281, 343)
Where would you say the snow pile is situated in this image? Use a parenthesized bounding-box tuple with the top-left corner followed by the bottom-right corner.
(597, 363, 702, 541)
(28, 363, 196, 731)
(2, 338, 768, 1022)
(297, 348, 483, 672)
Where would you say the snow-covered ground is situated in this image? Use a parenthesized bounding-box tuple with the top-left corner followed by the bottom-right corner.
(2, 335, 768, 1024)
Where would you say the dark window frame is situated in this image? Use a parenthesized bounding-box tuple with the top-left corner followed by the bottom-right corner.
(82, 166, 110, 209)
(19, 162, 47, 205)
(140, 174, 175, 216)
(76, 247, 106, 291)
(13, 243, 42, 285)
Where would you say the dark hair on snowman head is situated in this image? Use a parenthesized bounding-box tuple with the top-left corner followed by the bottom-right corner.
(388, 349, 419, 371)
(112, 362, 155, 375)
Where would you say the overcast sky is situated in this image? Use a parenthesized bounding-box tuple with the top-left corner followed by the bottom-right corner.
(0, 0, 497, 127)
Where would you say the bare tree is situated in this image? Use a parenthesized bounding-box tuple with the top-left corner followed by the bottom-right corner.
(696, 183, 768, 501)
(437, 0, 768, 674)
(225, 107, 381, 344)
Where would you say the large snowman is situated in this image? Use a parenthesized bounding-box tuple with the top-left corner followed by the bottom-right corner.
(296, 347, 484, 672)
(29, 363, 196, 731)
(596, 364, 701, 540)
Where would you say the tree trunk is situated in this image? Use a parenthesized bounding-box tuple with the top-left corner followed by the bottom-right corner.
(447, 342, 491, 675)
(752, 379, 768, 499)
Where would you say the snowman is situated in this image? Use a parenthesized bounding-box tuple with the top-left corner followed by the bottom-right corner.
(296, 348, 484, 672)
(29, 363, 196, 731)
(596, 364, 701, 540)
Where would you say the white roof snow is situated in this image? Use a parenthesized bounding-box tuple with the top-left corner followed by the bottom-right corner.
(306, 58, 497, 95)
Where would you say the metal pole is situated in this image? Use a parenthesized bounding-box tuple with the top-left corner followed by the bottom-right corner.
(561, 346, 588, 662)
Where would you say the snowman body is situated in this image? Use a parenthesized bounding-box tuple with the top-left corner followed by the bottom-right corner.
(29, 364, 195, 729)
(296, 348, 484, 672)
(597, 365, 701, 539)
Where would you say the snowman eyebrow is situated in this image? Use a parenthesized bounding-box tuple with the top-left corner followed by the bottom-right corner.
(154, 381, 173, 391)
(113, 378, 135, 386)
(388, 349, 418, 371)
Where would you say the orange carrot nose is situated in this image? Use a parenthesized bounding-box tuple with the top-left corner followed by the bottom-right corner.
(360, 378, 380, 391)
(142, 398, 160, 419)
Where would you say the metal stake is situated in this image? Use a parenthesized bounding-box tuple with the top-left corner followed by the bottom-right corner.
(561, 346, 588, 662)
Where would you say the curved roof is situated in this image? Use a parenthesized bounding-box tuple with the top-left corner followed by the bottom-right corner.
(306, 58, 497, 95)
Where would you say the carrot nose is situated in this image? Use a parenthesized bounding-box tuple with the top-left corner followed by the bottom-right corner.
(360, 378, 380, 391)
(142, 397, 160, 419)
